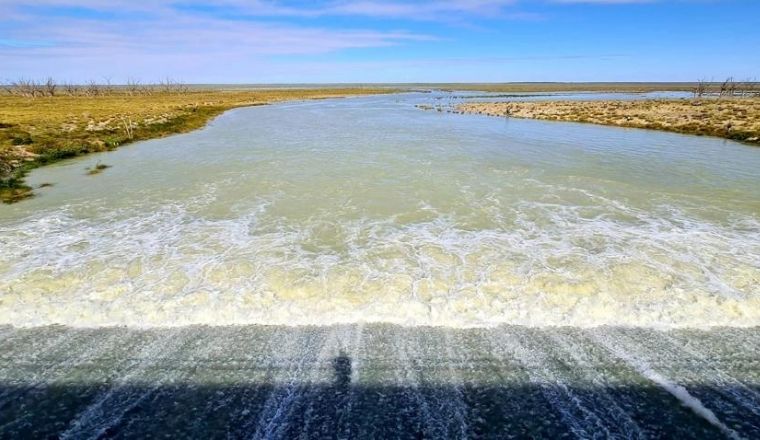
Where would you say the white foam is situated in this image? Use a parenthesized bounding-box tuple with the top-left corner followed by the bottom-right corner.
(1, 183, 758, 328)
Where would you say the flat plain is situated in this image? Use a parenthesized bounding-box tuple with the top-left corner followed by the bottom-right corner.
(456, 98, 760, 145)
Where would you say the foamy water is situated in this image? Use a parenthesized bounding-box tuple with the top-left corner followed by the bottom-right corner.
(1, 93, 759, 327)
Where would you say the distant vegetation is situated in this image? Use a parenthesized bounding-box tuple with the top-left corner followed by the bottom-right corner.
(692, 77, 759, 98)
(412, 81, 759, 94)
(2, 77, 191, 98)
(0, 79, 397, 203)
(427, 77, 760, 144)
(456, 98, 760, 146)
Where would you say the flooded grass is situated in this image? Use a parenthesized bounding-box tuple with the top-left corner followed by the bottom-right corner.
(0, 185, 34, 204)
(85, 163, 111, 176)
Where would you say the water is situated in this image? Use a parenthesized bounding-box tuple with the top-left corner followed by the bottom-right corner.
(0, 324, 759, 438)
(2, 92, 760, 438)
(1, 92, 759, 328)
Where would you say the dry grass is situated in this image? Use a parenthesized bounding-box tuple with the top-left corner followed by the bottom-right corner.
(0, 87, 395, 203)
(420, 82, 706, 93)
(456, 98, 760, 145)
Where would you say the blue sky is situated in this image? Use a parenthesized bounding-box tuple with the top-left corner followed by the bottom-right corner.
(1, 0, 758, 83)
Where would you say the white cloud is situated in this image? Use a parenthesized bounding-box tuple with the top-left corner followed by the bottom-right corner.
(323, 1, 518, 18)
(0, 3, 441, 82)
(550, 0, 656, 3)
(3, 16, 432, 55)
(0, 1, 521, 18)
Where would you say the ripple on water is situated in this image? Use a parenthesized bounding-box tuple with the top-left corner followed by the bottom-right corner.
(1, 190, 758, 328)
(1, 94, 759, 328)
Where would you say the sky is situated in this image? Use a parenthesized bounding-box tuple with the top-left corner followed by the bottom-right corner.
(1, 0, 758, 84)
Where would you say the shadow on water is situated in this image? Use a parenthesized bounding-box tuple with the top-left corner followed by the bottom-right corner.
(0, 380, 739, 439)
(0, 325, 758, 439)
(332, 351, 352, 389)
(0, 361, 751, 439)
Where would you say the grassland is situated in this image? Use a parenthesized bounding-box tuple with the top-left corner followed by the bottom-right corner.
(416, 82, 714, 93)
(456, 98, 760, 145)
(0, 87, 394, 203)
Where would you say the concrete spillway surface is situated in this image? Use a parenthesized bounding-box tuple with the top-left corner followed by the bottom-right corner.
(0, 325, 759, 439)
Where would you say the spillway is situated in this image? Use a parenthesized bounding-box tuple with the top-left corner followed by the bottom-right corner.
(1, 325, 759, 439)
(1, 92, 759, 438)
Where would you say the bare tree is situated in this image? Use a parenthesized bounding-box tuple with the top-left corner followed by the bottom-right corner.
(158, 77, 189, 94)
(102, 76, 113, 94)
(158, 77, 170, 93)
(61, 82, 80, 96)
(85, 80, 100, 96)
(11, 78, 39, 98)
(693, 78, 708, 98)
(719, 77, 736, 98)
(44, 77, 56, 97)
(126, 77, 142, 96)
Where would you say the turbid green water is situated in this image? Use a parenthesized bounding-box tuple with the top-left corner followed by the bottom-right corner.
(0, 92, 759, 327)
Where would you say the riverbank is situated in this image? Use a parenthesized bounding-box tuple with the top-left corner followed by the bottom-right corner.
(456, 98, 760, 145)
(0, 87, 395, 203)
